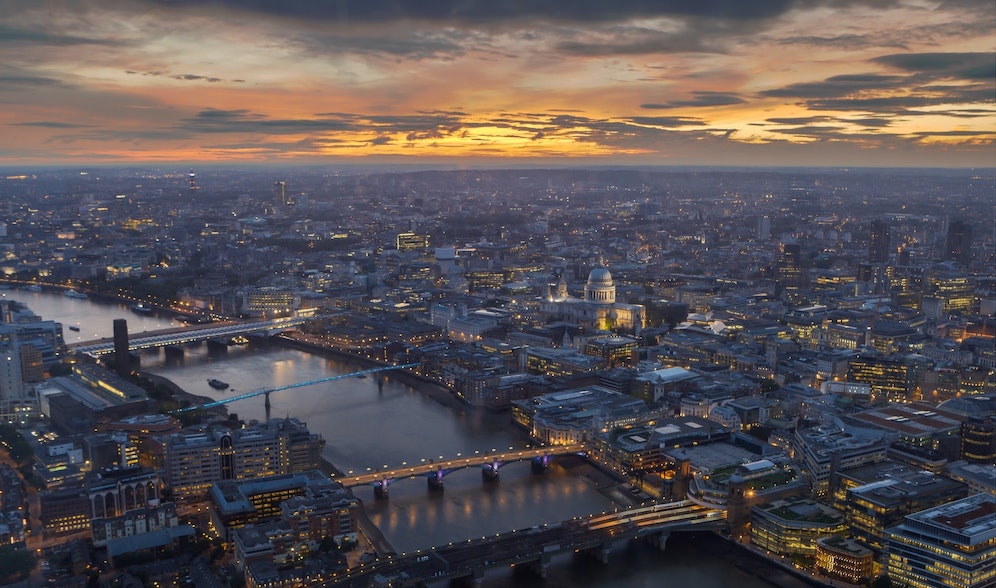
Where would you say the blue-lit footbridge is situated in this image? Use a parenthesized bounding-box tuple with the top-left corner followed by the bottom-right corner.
(68, 316, 311, 356)
(339, 443, 587, 498)
(168, 363, 420, 413)
(321, 500, 726, 587)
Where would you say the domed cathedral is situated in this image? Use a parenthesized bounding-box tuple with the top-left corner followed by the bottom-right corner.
(541, 266, 644, 334)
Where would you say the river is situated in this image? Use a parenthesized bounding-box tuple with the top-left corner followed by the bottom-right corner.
(9, 288, 777, 587)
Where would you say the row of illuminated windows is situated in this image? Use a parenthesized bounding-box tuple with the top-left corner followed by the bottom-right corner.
(888, 533, 995, 564)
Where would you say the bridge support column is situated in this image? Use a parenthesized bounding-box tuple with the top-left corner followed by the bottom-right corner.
(531, 454, 550, 474)
(264, 392, 270, 410)
(427, 468, 444, 492)
(598, 543, 611, 565)
(528, 553, 551, 578)
(655, 531, 669, 551)
(373, 479, 389, 499)
(471, 566, 486, 587)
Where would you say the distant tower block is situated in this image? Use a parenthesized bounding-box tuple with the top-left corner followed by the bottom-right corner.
(113, 319, 130, 376)
(188, 170, 198, 192)
(273, 181, 297, 210)
(757, 215, 771, 240)
(274, 181, 288, 207)
(868, 219, 890, 264)
(945, 219, 972, 267)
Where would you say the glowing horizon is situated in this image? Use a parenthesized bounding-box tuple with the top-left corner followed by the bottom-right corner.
(1, 1, 993, 168)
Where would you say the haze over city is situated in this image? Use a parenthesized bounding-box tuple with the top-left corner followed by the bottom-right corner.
(1, 2, 995, 587)
(1, 0, 994, 167)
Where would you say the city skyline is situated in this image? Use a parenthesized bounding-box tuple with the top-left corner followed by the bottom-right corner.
(1, 0, 994, 168)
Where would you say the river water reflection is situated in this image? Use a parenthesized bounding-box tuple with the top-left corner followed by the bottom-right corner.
(9, 289, 774, 587)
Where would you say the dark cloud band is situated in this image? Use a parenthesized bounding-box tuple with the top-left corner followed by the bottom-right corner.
(150, 0, 802, 23)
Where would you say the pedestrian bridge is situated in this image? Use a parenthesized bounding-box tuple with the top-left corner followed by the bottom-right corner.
(339, 444, 587, 496)
(68, 316, 309, 356)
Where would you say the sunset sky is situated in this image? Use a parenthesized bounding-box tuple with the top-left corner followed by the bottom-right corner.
(1, 0, 993, 167)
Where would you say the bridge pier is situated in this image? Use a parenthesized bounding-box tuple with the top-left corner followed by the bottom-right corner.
(264, 391, 270, 410)
(527, 553, 551, 578)
(471, 566, 486, 587)
(598, 543, 611, 565)
(427, 469, 444, 492)
(207, 338, 229, 351)
(164, 345, 184, 358)
(373, 478, 389, 499)
(531, 454, 550, 474)
(481, 461, 500, 482)
(652, 531, 669, 551)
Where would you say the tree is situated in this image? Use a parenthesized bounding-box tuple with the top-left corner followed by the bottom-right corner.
(0, 545, 36, 582)
(48, 362, 73, 377)
(0, 424, 33, 465)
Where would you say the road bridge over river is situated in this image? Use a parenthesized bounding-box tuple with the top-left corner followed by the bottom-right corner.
(340, 444, 587, 497)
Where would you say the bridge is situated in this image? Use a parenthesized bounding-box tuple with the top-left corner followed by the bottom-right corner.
(169, 363, 419, 413)
(340, 444, 587, 497)
(68, 316, 310, 356)
(320, 500, 725, 587)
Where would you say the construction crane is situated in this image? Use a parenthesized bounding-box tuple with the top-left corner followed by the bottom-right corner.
(170, 363, 419, 413)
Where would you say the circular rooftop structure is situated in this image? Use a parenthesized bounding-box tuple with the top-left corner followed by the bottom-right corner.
(587, 266, 613, 286)
(938, 394, 996, 420)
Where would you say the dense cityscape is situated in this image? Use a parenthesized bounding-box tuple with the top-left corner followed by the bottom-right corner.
(0, 165, 992, 588)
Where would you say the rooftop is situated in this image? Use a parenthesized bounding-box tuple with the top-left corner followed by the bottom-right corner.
(903, 494, 996, 545)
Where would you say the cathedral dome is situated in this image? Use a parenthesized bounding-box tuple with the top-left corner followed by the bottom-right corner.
(587, 266, 613, 286)
(584, 266, 615, 305)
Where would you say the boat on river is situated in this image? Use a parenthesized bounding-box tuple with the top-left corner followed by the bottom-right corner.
(131, 303, 154, 315)
(65, 290, 88, 299)
(68, 325, 81, 332)
(208, 378, 230, 390)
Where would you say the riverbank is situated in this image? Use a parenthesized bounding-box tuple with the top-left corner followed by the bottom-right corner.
(559, 455, 636, 508)
(140, 371, 228, 418)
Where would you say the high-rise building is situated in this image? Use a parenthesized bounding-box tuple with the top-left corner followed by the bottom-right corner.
(241, 287, 300, 318)
(846, 354, 920, 403)
(885, 494, 995, 588)
(837, 463, 967, 550)
(757, 215, 771, 240)
(113, 318, 129, 377)
(946, 219, 973, 267)
(776, 242, 806, 289)
(273, 180, 293, 207)
(0, 300, 65, 365)
(19, 343, 44, 383)
(396, 231, 430, 251)
(868, 219, 890, 264)
(164, 419, 323, 501)
(816, 537, 874, 585)
(793, 425, 887, 497)
(0, 336, 25, 423)
(961, 418, 996, 463)
(39, 487, 90, 537)
(923, 272, 974, 318)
